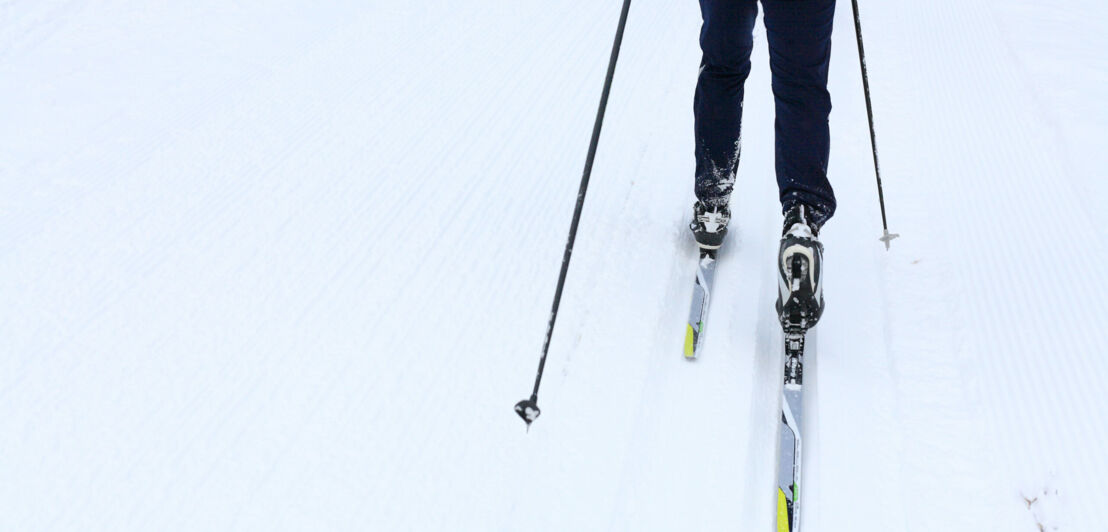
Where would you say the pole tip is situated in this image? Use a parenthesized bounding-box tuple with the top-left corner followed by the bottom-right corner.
(515, 398, 541, 428)
(879, 230, 900, 250)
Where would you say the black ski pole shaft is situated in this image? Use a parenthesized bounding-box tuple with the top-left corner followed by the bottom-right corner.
(851, 0, 898, 249)
(515, 0, 632, 428)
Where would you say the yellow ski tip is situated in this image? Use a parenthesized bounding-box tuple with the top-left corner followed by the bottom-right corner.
(684, 323, 696, 359)
(777, 488, 790, 532)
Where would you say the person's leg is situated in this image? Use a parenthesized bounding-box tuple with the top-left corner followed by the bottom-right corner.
(694, 0, 759, 209)
(762, 0, 836, 228)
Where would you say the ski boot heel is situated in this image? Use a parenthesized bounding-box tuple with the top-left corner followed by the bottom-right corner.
(690, 201, 730, 250)
(776, 203, 824, 335)
(777, 252, 823, 334)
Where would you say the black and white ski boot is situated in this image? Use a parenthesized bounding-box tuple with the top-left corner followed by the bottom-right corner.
(776, 205, 824, 333)
(690, 201, 730, 250)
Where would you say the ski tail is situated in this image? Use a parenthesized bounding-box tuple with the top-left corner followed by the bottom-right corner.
(776, 331, 806, 531)
(777, 486, 793, 532)
(684, 250, 717, 359)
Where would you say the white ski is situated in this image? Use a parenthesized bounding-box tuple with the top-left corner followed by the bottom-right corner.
(684, 250, 717, 359)
(775, 330, 811, 531)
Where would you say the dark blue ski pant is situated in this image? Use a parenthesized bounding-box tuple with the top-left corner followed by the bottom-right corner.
(695, 0, 836, 226)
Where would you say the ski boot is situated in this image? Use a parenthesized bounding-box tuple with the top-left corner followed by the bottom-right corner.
(690, 200, 730, 250)
(776, 204, 824, 333)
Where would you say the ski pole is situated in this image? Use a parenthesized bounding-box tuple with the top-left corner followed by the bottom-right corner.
(851, 0, 898, 250)
(515, 0, 633, 429)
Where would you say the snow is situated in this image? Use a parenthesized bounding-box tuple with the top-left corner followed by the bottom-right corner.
(1, 1, 1106, 530)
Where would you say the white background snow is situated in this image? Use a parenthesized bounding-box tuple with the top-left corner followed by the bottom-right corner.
(2, 1, 1106, 530)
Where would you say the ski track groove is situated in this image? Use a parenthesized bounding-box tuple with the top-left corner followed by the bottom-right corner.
(603, 15, 710, 525)
(864, 0, 1108, 527)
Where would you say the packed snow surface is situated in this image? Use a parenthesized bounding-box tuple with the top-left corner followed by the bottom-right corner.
(2, 1, 1106, 530)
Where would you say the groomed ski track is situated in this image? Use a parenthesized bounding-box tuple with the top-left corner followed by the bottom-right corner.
(1, 1, 1106, 530)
